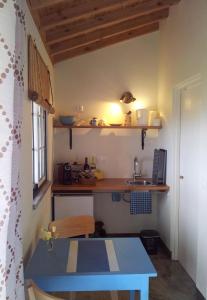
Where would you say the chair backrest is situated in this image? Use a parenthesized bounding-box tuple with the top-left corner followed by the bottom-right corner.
(48, 215, 95, 238)
(27, 281, 63, 300)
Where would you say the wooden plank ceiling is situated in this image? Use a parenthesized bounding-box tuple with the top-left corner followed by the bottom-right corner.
(27, 0, 180, 63)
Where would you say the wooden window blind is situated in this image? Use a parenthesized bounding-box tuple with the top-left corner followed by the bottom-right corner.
(28, 35, 55, 114)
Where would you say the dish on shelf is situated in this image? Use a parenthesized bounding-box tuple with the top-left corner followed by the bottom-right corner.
(59, 115, 75, 125)
(109, 123, 122, 126)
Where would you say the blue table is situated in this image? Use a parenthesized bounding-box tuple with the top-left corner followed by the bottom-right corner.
(25, 238, 157, 300)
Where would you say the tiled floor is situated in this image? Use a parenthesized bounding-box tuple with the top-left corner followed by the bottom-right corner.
(150, 250, 204, 300)
(53, 247, 204, 300)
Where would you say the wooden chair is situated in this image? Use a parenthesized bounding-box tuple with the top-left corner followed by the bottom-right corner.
(27, 281, 63, 300)
(48, 215, 95, 238)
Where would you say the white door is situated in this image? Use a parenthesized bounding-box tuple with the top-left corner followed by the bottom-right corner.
(178, 82, 202, 282)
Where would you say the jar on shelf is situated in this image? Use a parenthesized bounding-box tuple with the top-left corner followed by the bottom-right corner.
(90, 117, 97, 126)
(124, 111, 132, 126)
(136, 109, 149, 126)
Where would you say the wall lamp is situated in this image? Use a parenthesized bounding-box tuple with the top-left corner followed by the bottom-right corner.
(120, 91, 136, 104)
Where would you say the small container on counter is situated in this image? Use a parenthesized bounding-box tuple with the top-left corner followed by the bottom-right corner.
(90, 117, 97, 126)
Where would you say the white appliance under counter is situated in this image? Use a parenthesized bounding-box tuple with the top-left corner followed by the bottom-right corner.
(53, 193, 94, 220)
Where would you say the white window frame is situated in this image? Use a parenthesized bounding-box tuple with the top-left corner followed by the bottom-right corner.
(32, 102, 47, 199)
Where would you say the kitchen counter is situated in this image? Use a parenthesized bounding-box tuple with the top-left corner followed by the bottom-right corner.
(52, 178, 169, 193)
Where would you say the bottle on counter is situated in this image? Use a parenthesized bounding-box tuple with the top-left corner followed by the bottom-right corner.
(90, 156, 96, 171)
(83, 157, 90, 171)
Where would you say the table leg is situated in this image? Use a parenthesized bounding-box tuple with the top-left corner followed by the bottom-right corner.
(70, 291, 76, 300)
(110, 290, 118, 300)
(140, 289, 148, 300)
(140, 285, 149, 300)
(139, 278, 149, 300)
(129, 290, 135, 300)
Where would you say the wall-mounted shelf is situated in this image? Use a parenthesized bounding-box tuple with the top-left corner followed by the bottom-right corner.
(54, 124, 161, 129)
(53, 124, 162, 150)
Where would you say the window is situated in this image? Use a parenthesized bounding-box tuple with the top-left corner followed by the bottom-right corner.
(32, 101, 47, 199)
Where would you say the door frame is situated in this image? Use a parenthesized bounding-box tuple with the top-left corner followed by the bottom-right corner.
(171, 74, 202, 260)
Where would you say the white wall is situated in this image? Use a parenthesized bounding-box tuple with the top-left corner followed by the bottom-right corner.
(158, 0, 207, 296)
(55, 32, 159, 120)
(54, 33, 160, 233)
(20, 4, 54, 259)
(94, 193, 158, 234)
(54, 32, 159, 178)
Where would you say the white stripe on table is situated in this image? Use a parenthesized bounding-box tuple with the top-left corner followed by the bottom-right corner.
(105, 240, 119, 272)
(67, 240, 78, 273)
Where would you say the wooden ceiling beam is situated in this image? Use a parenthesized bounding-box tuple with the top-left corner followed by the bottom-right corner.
(42, 0, 140, 31)
(26, 0, 54, 63)
(50, 9, 168, 55)
(29, 0, 66, 10)
(52, 22, 159, 63)
(46, 0, 180, 45)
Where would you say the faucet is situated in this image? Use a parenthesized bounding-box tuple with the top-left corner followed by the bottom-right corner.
(133, 157, 142, 180)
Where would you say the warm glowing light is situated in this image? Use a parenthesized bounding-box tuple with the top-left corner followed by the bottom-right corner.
(110, 103, 122, 115)
(104, 102, 123, 123)
(131, 100, 145, 110)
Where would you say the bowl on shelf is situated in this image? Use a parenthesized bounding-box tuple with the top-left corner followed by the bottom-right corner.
(59, 115, 75, 125)
(109, 123, 122, 127)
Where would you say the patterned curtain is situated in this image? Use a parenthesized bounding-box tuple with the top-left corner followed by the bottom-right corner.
(0, 0, 26, 299)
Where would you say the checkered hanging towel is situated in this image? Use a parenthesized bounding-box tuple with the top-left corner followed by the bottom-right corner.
(130, 191, 152, 214)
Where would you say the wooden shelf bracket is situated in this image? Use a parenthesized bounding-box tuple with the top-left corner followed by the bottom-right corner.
(63, 126, 159, 150)
(141, 128, 147, 150)
(69, 128, 72, 149)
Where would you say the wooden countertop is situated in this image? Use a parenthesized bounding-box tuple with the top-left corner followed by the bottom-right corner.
(52, 178, 169, 193)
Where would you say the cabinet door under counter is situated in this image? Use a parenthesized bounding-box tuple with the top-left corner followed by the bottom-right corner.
(53, 193, 94, 220)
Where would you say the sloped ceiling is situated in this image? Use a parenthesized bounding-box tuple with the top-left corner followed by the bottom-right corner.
(27, 0, 180, 63)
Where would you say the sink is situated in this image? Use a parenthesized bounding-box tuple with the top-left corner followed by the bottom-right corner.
(126, 180, 154, 186)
